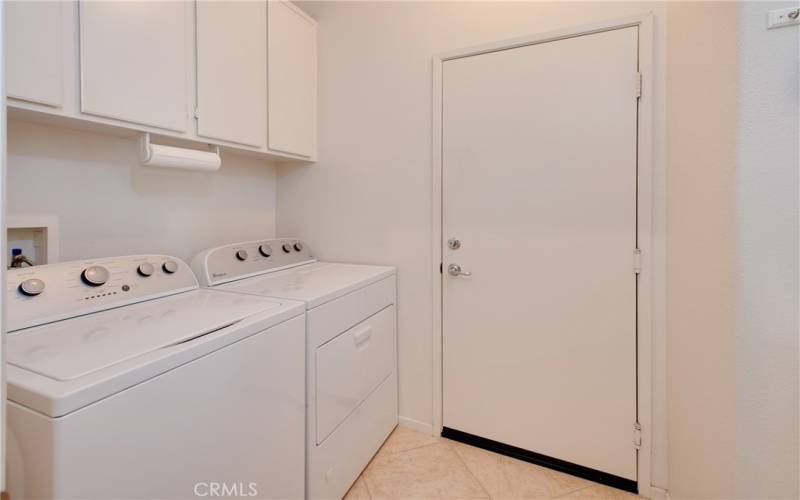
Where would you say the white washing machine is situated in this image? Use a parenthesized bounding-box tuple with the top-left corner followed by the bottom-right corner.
(5, 254, 307, 499)
(192, 238, 397, 500)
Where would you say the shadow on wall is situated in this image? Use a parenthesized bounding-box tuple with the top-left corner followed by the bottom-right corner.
(9, 120, 270, 198)
(6, 119, 279, 262)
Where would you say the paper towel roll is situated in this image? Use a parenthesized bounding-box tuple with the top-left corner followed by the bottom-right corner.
(140, 134, 221, 171)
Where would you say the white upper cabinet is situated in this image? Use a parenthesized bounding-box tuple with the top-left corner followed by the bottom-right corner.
(79, 1, 188, 132)
(268, 1, 317, 159)
(5, 1, 316, 162)
(196, 1, 267, 148)
(6, 1, 63, 107)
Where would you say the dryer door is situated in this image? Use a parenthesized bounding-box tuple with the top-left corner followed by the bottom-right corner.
(315, 305, 395, 444)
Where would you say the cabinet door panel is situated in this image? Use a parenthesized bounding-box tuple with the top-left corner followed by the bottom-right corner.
(6, 1, 63, 107)
(268, 1, 316, 158)
(79, 1, 187, 132)
(196, 1, 266, 147)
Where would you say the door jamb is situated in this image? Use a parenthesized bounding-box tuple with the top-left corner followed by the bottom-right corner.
(430, 13, 660, 498)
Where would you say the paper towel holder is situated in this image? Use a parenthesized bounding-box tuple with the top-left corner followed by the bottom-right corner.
(139, 133, 222, 171)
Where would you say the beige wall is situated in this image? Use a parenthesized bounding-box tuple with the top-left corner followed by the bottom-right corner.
(665, 3, 739, 498)
(7, 120, 278, 263)
(736, 2, 799, 498)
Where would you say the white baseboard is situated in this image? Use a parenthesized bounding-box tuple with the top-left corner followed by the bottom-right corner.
(649, 486, 670, 500)
(398, 416, 434, 435)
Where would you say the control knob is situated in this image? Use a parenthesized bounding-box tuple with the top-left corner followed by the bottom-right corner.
(259, 244, 272, 258)
(162, 260, 179, 274)
(293, 242, 303, 252)
(235, 250, 248, 261)
(137, 262, 155, 277)
(282, 243, 292, 253)
(81, 266, 110, 287)
(19, 278, 45, 296)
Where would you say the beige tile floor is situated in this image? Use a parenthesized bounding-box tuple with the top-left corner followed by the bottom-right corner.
(345, 426, 642, 500)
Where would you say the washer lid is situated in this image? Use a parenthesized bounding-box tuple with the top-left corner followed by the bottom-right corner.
(7, 289, 284, 382)
(219, 262, 395, 309)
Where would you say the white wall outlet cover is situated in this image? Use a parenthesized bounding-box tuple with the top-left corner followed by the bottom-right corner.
(767, 6, 800, 29)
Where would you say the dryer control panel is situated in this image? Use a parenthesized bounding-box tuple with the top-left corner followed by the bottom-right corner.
(191, 238, 315, 287)
(7, 255, 198, 332)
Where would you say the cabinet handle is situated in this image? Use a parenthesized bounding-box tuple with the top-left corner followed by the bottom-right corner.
(353, 326, 373, 347)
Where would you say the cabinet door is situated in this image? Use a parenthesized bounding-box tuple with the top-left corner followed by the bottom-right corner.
(79, 1, 188, 132)
(196, 1, 266, 147)
(268, 1, 317, 158)
(5, 1, 63, 107)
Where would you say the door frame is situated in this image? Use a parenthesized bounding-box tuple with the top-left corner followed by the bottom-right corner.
(430, 13, 661, 498)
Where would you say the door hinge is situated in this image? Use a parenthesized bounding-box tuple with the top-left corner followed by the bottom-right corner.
(439, 262, 443, 274)
(635, 72, 642, 99)
(633, 421, 642, 449)
(194, 107, 200, 119)
(633, 248, 642, 274)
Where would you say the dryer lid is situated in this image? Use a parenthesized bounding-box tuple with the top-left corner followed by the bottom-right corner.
(7, 289, 283, 381)
(219, 262, 395, 309)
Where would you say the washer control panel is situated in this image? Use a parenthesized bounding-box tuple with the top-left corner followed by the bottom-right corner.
(7, 255, 198, 332)
(192, 238, 315, 286)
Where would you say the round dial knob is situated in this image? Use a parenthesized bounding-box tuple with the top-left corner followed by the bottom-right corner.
(235, 250, 249, 261)
(137, 262, 155, 277)
(259, 244, 272, 257)
(81, 266, 110, 287)
(293, 242, 303, 252)
(19, 278, 45, 296)
(162, 260, 179, 274)
(282, 243, 292, 253)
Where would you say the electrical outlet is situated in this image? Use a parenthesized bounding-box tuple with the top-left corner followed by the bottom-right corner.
(768, 6, 800, 29)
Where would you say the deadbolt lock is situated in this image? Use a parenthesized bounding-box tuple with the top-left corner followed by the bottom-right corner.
(447, 238, 461, 250)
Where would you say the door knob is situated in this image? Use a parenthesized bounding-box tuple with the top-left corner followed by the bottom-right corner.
(447, 264, 472, 277)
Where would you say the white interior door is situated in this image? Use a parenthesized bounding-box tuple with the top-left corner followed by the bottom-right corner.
(442, 27, 639, 482)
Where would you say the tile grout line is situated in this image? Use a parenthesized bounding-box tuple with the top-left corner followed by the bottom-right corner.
(552, 484, 595, 499)
(446, 441, 493, 499)
(361, 474, 373, 500)
(377, 439, 442, 458)
(544, 465, 600, 498)
(445, 438, 601, 500)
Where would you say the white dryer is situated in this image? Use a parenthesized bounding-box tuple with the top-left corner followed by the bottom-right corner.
(6, 255, 306, 499)
(192, 239, 397, 500)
